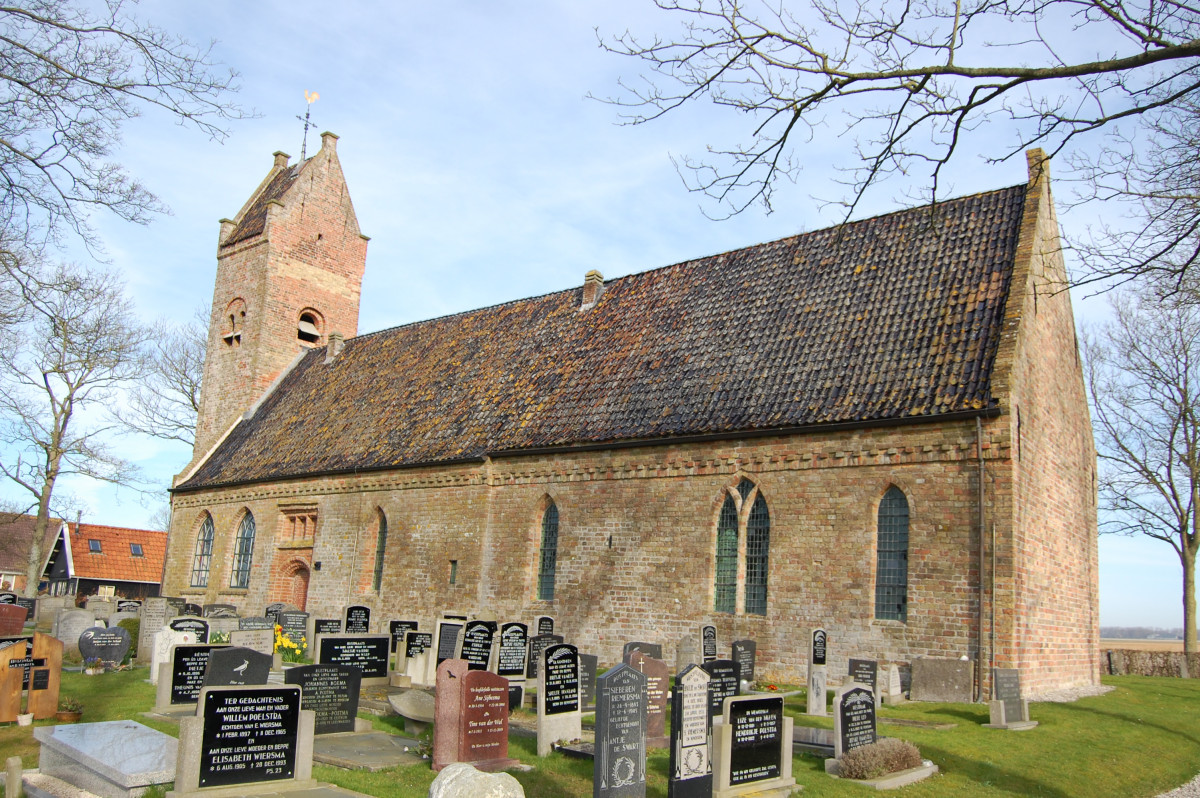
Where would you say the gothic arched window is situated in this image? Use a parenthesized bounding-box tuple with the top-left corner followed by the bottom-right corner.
(714, 496, 739, 613)
(745, 494, 770, 615)
(537, 502, 559, 601)
(714, 479, 770, 615)
(230, 512, 256, 589)
(190, 514, 214, 587)
(875, 486, 910, 621)
(372, 511, 388, 593)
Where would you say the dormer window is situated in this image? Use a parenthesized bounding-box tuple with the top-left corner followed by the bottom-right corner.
(222, 299, 246, 347)
(130, 543, 144, 557)
(88, 539, 102, 553)
(297, 309, 323, 346)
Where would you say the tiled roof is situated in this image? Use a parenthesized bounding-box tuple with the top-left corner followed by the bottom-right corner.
(223, 165, 301, 247)
(0, 514, 61, 574)
(180, 184, 1025, 490)
(69, 524, 167, 584)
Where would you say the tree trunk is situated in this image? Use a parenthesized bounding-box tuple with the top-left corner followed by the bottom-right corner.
(22, 467, 59, 599)
(1184, 543, 1197, 662)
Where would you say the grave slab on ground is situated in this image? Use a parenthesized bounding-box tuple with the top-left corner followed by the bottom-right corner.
(311, 731, 425, 771)
(32, 720, 176, 798)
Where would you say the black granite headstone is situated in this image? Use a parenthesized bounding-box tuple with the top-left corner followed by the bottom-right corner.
(388, 620, 418, 652)
(277, 611, 309, 647)
(731, 640, 756, 683)
(171, 644, 225, 704)
(405, 631, 433, 659)
(849, 658, 878, 696)
(117, 600, 141, 613)
(580, 653, 599, 712)
(594, 663, 647, 797)
(169, 616, 210, 642)
(264, 603, 289, 624)
(993, 668, 1023, 722)
(238, 616, 274, 631)
(669, 664, 712, 798)
(497, 622, 528, 678)
(316, 636, 388, 679)
(812, 628, 827, 665)
(701, 626, 717, 663)
(202, 603, 238, 618)
(203, 646, 272, 687)
(536, 615, 554, 636)
(622, 641, 663, 664)
(527, 633, 563, 679)
(198, 686, 300, 788)
(78, 626, 131, 665)
(435, 620, 463, 667)
(0, 592, 14, 604)
(728, 696, 784, 786)
(702, 659, 740, 718)
(460, 620, 497, 671)
(285, 663, 362, 735)
(14, 597, 35, 622)
(182, 602, 203, 617)
(543, 643, 580, 715)
(344, 605, 370, 634)
(314, 619, 341, 636)
(838, 685, 877, 753)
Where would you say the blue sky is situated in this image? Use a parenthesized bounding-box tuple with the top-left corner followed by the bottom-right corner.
(5, 1, 1187, 629)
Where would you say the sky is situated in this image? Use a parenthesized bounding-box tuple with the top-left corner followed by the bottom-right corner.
(2, 1, 1187, 630)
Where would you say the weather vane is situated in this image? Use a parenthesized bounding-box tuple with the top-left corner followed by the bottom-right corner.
(298, 90, 319, 161)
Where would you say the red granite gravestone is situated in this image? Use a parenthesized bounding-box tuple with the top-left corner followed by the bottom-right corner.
(0, 604, 27, 635)
(631, 650, 670, 748)
(459, 669, 519, 771)
(433, 658, 469, 772)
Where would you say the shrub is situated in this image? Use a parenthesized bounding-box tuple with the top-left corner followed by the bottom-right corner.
(838, 738, 923, 780)
(117, 618, 140, 660)
(58, 696, 84, 712)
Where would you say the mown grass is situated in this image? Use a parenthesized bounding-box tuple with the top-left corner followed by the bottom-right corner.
(1, 672, 1198, 797)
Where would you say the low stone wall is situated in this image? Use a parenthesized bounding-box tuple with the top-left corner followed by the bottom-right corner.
(1103, 649, 1200, 678)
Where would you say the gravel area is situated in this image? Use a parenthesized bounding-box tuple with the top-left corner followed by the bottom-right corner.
(1156, 773, 1200, 797)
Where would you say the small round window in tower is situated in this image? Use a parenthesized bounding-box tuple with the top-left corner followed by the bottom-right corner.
(297, 309, 324, 346)
(222, 299, 246, 347)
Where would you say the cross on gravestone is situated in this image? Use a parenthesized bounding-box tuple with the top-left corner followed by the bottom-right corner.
(537, 643, 582, 757)
(594, 664, 647, 798)
(285, 663, 362, 735)
(203, 646, 272, 688)
(630, 651, 670, 748)
(731, 640, 756, 685)
(315, 635, 391, 684)
(834, 683, 877, 758)
(459, 620, 497, 671)
(669, 664, 712, 798)
(701, 625, 717, 663)
(344, 605, 371, 634)
(622, 641, 662, 664)
(712, 695, 796, 796)
(78, 625, 132, 666)
(433, 660, 520, 773)
(181, 603, 203, 617)
(702, 659, 740, 719)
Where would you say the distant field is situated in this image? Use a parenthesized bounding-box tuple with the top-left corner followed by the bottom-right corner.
(1101, 638, 1185, 652)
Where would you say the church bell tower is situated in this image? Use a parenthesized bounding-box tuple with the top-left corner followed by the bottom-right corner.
(189, 132, 368, 464)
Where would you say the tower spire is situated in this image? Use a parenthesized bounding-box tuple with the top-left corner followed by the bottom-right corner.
(298, 90, 319, 161)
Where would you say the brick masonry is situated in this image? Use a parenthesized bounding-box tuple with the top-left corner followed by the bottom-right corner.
(166, 146, 1099, 694)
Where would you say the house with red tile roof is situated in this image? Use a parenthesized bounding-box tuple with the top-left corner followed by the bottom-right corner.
(0, 513, 62, 593)
(40, 520, 167, 599)
(163, 138, 1098, 696)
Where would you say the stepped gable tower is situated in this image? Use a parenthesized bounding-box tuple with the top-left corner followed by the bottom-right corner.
(190, 132, 368, 465)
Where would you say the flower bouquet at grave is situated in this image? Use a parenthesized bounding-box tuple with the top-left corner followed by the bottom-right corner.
(83, 656, 104, 674)
(274, 624, 307, 663)
(56, 696, 83, 722)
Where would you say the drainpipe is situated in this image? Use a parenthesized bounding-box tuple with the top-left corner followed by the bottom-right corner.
(976, 416, 986, 703)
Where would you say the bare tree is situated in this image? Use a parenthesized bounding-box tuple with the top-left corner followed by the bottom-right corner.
(0, 254, 148, 596)
(114, 308, 205, 445)
(0, 0, 245, 251)
(601, 0, 1200, 281)
(1085, 287, 1200, 663)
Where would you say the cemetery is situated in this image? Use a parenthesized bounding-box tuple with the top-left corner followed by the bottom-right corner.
(0, 597, 1197, 797)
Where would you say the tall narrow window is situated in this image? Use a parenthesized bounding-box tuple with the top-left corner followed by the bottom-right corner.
(744, 494, 770, 615)
(875, 486, 910, 621)
(537, 502, 559, 601)
(191, 515, 214, 587)
(230, 512, 256, 589)
(372, 512, 388, 592)
(714, 496, 739, 613)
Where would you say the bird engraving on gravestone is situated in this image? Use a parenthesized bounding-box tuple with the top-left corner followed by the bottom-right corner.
(460, 669, 519, 770)
(595, 664, 647, 798)
(203, 646, 272, 687)
(731, 640, 756, 684)
(78, 626, 131, 666)
(285, 663, 362, 735)
(198, 686, 300, 788)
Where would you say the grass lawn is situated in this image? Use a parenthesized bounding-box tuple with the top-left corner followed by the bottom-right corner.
(1, 672, 1197, 797)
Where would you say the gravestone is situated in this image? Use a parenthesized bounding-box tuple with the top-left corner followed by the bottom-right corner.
(15, 596, 36, 624)
(631, 651, 670, 748)
(669, 664, 712, 798)
(536, 615, 555, 636)
(834, 683, 877, 758)
(117, 599, 141, 614)
(442, 610, 469, 621)
(985, 668, 1037, 730)
(883, 664, 905, 704)
(527, 632, 563, 680)
(434, 659, 519, 772)
(277, 610, 309, 648)
(229, 628, 274, 657)
(702, 659, 740, 718)
(28, 633, 63, 719)
(580, 653, 599, 712)
(203, 645, 272, 687)
(808, 627, 828, 715)
(87, 597, 116, 620)
(109, 610, 139, 630)
(202, 603, 237, 618)
(264, 602, 295, 624)
(34, 720, 176, 798)
(0, 604, 26, 634)
(459, 620, 497, 671)
(849, 658, 881, 709)
(711, 694, 795, 797)
(55, 609, 95, 653)
(161, 644, 227, 707)
(594, 664, 647, 798)
(316, 634, 390, 686)
(434, 619, 465, 669)
(389, 619, 419, 652)
(910, 656, 974, 702)
(313, 618, 341, 635)
(206, 615, 240, 638)
(181, 602, 202, 617)
(0, 639, 29, 722)
(701, 625, 717, 663)
(150, 627, 196, 685)
(344, 605, 371, 634)
(0, 591, 14, 604)
(731, 640, 756, 686)
(238, 615, 274, 631)
(79, 625, 132, 666)
(38, 597, 69, 632)
(168, 616, 210, 643)
(498, 622, 528, 710)
(173, 685, 315, 795)
(676, 635, 700, 672)
(537, 642, 582, 757)
(137, 598, 170, 664)
(285, 663, 362, 735)
(622, 641, 662, 664)
(405, 631, 434, 686)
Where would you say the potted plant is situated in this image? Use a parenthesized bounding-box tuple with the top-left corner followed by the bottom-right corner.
(83, 657, 103, 675)
(56, 697, 83, 722)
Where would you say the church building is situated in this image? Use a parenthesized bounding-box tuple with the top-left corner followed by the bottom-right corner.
(163, 132, 1100, 695)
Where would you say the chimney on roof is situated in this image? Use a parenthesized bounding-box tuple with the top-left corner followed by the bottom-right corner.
(1026, 148, 1049, 188)
(580, 270, 605, 311)
(273, 151, 290, 169)
(325, 331, 345, 364)
(320, 131, 338, 154)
